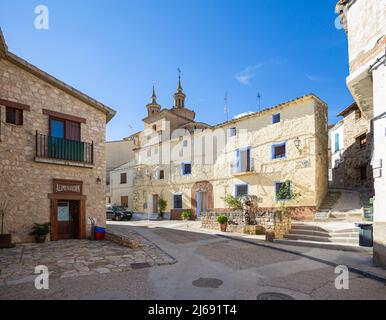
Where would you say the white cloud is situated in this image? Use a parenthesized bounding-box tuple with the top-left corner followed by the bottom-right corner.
(233, 111, 255, 119)
(235, 64, 263, 86)
(306, 74, 329, 82)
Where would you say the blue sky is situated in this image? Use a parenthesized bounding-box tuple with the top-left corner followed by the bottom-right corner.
(0, 0, 353, 141)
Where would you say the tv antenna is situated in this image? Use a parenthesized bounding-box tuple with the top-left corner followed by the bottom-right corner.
(257, 92, 262, 112)
(224, 92, 229, 122)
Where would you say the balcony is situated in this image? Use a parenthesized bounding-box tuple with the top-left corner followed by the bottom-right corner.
(231, 158, 256, 177)
(35, 132, 94, 168)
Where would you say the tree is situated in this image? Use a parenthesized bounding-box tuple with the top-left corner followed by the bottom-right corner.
(223, 194, 243, 211)
(158, 197, 167, 219)
(276, 180, 301, 220)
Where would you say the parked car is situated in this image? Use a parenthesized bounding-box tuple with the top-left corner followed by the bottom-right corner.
(106, 205, 133, 221)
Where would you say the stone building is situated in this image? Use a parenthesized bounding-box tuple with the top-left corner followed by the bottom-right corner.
(0, 28, 116, 243)
(106, 140, 135, 204)
(110, 78, 329, 221)
(336, 0, 385, 266)
(329, 102, 374, 191)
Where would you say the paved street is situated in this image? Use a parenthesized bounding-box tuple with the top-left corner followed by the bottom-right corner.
(1, 222, 386, 300)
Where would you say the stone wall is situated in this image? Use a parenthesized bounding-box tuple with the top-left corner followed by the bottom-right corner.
(201, 210, 292, 240)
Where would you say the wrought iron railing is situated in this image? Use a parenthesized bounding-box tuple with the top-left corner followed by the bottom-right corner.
(35, 131, 94, 164)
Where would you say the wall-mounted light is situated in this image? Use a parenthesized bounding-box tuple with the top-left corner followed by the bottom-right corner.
(294, 137, 301, 150)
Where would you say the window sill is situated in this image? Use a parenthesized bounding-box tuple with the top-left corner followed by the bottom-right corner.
(34, 157, 94, 168)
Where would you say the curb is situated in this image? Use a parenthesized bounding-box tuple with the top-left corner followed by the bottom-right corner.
(218, 234, 386, 284)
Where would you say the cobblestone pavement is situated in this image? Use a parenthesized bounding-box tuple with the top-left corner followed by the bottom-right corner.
(1, 222, 386, 300)
(0, 227, 175, 288)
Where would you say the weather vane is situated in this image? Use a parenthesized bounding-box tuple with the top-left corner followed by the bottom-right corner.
(177, 68, 181, 79)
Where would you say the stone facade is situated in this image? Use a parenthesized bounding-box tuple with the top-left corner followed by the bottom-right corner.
(0, 30, 115, 243)
(110, 90, 329, 221)
(329, 103, 374, 191)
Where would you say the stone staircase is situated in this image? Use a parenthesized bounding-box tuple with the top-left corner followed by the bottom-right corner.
(314, 191, 341, 220)
(275, 222, 369, 251)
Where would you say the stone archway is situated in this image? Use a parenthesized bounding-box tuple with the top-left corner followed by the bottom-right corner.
(191, 181, 214, 220)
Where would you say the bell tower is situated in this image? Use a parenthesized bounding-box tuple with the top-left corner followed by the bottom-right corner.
(146, 85, 161, 117)
(173, 69, 186, 109)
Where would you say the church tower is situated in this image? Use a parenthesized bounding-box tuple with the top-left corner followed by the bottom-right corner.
(173, 72, 186, 109)
(146, 85, 161, 117)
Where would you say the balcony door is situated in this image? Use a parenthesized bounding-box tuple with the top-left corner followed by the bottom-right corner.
(236, 148, 251, 173)
(49, 117, 83, 161)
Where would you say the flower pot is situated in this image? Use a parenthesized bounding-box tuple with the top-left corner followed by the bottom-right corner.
(35, 235, 47, 244)
(0, 234, 14, 248)
(265, 231, 275, 242)
(220, 223, 228, 232)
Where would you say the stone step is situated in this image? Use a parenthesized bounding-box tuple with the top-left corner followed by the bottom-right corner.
(288, 229, 359, 238)
(274, 239, 371, 252)
(284, 234, 359, 244)
(291, 224, 359, 233)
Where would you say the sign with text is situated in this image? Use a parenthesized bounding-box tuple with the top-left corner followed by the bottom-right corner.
(53, 180, 83, 195)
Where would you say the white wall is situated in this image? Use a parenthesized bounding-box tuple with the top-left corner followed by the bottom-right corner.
(330, 123, 344, 171)
(347, 0, 385, 64)
(372, 64, 386, 222)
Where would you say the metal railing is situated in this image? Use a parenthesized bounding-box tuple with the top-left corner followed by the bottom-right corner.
(36, 131, 94, 164)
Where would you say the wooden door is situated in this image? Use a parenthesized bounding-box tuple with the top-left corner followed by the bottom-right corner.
(57, 201, 79, 240)
(153, 195, 159, 214)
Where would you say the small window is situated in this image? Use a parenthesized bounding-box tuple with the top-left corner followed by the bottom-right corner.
(272, 113, 281, 124)
(356, 133, 367, 148)
(183, 140, 188, 147)
(173, 194, 183, 209)
(152, 124, 157, 131)
(334, 133, 340, 153)
(182, 163, 192, 175)
(272, 143, 286, 160)
(275, 181, 292, 201)
(360, 166, 367, 181)
(235, 184, 248, 198)
(6, 107, 23, 125)
(120, 173, 127, 184)
(159, 170, 165, 180)
(229, 127, 237, 137)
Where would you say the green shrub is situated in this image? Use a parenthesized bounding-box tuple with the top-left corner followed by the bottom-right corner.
(217, 215, 229, 225)
(158, 198, 167, 217)
(181, 210, 192, 220)
(30, 223, 50, 236)
(223, 194, 243, 211)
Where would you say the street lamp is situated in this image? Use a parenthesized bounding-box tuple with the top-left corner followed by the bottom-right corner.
(294, 137, 301, 150)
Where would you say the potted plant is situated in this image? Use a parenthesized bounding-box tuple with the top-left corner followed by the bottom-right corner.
(158, 198, 167, 220)
(181, 210, 192, 221)
(217, 215, 229, 232)
(0, 193, 14, 248)
(30, 223, 50, 243)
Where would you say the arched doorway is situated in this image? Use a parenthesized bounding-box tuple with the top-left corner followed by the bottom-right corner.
(191, 181, 214, 220)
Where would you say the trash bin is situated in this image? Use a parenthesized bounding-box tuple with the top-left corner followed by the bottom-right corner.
(355, 223, 373, 247)
(94, 226, 106, 240)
